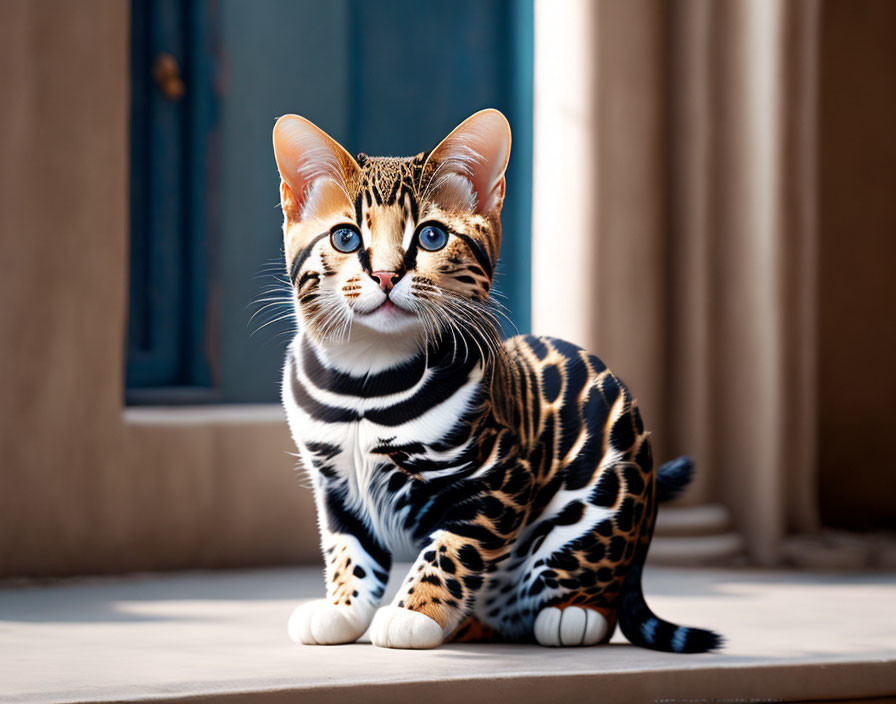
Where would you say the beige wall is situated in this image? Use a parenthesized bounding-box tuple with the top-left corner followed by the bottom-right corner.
(818, 0, 896, 531)
(0, 1, 317, 577)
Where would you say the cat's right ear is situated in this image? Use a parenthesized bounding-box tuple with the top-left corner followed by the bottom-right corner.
(272, 115, 360, 223)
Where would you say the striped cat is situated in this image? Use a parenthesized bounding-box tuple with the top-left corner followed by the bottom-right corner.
(274, 110, 721, 652)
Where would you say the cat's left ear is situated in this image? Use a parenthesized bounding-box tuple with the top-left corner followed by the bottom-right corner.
(272, 114, 360, 223)
(423, 109, 511, 216)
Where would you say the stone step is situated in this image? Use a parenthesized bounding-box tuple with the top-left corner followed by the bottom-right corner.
(649, 532, 746, 565)
(654, 503, 732, 537)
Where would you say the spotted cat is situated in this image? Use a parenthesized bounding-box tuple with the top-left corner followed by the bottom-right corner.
(274, 110, 721, 651)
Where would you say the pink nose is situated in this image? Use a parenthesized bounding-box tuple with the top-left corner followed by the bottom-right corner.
(371, 271, 399, 292)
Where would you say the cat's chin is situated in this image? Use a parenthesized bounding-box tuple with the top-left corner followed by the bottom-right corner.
(352, 300, 421, 334)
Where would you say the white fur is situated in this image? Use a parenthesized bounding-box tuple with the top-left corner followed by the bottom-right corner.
(369, 606, 444, 649)
(533, 606, 608, 647)
(288, 599, 374, 645)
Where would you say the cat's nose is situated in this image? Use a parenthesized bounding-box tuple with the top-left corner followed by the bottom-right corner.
(371, 270, 400, 293)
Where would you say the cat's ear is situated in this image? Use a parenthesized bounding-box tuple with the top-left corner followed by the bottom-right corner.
(422, 109, 511, 216)
(272, 115, 360, 222)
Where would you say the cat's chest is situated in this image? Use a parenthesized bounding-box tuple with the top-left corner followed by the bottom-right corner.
(282, 340, 486, 556)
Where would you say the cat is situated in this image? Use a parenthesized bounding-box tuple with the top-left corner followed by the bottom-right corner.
(273, 109, 721, 651)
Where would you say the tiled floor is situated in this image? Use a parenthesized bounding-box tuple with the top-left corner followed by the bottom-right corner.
(1, 566, 895, 703)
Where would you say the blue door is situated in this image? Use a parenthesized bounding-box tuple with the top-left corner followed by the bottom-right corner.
(127, 0, 533, 403)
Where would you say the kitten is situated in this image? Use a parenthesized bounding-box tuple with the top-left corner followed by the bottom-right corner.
(274, 110, 721, 651)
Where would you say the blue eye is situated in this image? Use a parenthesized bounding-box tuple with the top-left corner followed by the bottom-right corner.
(330, 226, 361, 253)
(417, 224, 448, 251)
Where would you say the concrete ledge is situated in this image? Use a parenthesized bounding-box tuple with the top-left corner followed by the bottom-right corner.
(2, 567, 895, 703)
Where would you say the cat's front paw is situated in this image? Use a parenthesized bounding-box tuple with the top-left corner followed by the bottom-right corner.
(287, 599, 371, 645)
(369, 605, 444, 649)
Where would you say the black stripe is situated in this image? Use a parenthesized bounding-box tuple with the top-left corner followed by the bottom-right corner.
(365, 357, 479, 427)
(354, 192, 364, 226)
(289, 357, 360, 423)
(301, 337, 426, 397)
(297, 271, 319, 288)
(405, 186, 419, 224)
(324, 487, 391, 571)
(289, 231, 329, 283)
(452, 230, 494, 278)
(357, 246, 372, 274)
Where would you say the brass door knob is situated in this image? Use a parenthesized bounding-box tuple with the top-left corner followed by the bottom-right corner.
(152, 52, 185, 101)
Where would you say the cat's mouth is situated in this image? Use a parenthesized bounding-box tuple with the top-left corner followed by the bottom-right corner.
(357, 298, 413, 317)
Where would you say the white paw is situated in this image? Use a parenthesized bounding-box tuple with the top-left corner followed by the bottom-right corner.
(533, 606, 608, 647)
(369, 605, 444, 649)
(287, 599, 371, 645)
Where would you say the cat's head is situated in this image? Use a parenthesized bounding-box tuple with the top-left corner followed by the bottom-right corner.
(272, 110, 511, 350)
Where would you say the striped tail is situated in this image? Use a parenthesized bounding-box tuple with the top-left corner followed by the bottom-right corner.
(656, 455, 694, 503)
(618, 562, 723, 653)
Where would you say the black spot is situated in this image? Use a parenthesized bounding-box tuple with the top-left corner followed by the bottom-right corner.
(601, 374, 621, 404)
(457, 545, 484, 572)
(439, 556, 456, 573)
(611, 414, 636, 452)
(586, 541, 606, 562)
(623, 464, 645, 495)
(445, 578, 464, 599)
(421, 574, 442, 587)
(554, 501, 585, 526)
(503, 465, 529, 496)
(546, 552, 579, 571)
(597, 567, 613, 582)
(481, 495, 505, 518)
(388, 472, 407, 493)
(635, 441, 652, 471)
(608, 536, 627, 561)
(463, 574, 483, 591)
(423, 550, 437, 563)
(528, 337, 549, 360)
(541, 364, 562, 403)
(353, 565, 366, 579)
(615, 497, 635, 532)
(596, 519, 614, 537)
(592, 469, 620, 507)
(495, 506, 521, 534)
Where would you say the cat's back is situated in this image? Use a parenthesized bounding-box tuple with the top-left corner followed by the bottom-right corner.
(502, 334, 650, 478)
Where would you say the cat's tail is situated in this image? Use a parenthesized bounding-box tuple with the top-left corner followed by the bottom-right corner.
(617, 561, 723, 653)
(656, 455, 694, 503)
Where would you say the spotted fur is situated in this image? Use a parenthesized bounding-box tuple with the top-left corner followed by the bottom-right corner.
(274, 110, 721, 652)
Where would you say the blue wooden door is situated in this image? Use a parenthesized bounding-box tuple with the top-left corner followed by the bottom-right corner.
(127, 0, 533, 403)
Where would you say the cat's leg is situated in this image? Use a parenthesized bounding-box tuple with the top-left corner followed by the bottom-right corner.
(371, 461, 532, 648)
(521, 460, 649, 647)
(369, 528, 508, 649)
(289, 492, 392, 645)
